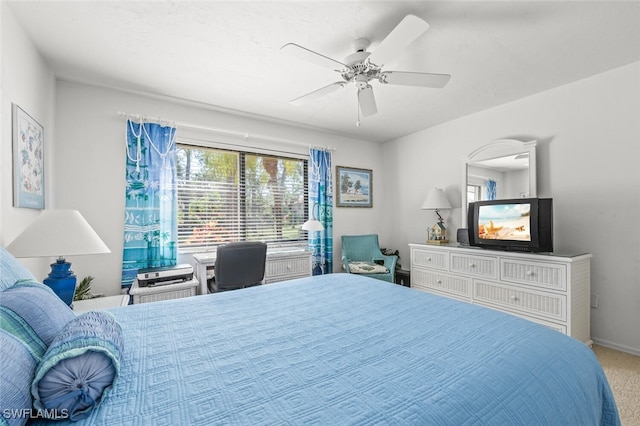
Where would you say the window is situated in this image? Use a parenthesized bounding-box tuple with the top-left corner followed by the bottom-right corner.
(176, 144, 308, 250)
(467, 184, 481, 203)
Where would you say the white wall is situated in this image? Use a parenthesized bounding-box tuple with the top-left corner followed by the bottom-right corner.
(1, 3, 56, 277)
(51, 80, 383, 296)
(382, 61, 640, 354)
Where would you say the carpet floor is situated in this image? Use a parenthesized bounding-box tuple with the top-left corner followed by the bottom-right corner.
(593, 344, 640, 426)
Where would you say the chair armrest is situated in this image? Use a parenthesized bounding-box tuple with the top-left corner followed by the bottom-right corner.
(380, 254, 398, 273)
(342, 256, 352, 273)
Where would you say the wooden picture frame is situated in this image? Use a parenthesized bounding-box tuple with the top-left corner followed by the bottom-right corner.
(336, 166, 372, 208)
(12, 104, 45, 209)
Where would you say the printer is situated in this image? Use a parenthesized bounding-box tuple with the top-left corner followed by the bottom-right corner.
(137, 264, 194, 287)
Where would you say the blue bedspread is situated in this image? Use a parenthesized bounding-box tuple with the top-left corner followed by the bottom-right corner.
(34, 274, 619, 425)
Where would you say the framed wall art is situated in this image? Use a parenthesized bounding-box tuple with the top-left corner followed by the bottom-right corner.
(12, 103, 44, 209)
(336, 166, 372, 208)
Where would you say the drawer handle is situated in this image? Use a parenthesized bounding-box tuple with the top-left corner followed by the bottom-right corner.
(427, 257, 432, 262)
(510, 295, 518, 301)
(469, 263, 476, 268)
(436, 279, 442, 284)
(526, 270, 534, 277)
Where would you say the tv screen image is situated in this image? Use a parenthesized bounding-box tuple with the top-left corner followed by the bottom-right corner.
(478, 203, 531, 242)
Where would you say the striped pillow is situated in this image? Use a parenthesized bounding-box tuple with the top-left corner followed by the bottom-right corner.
(0, 281, 75, 361)
(0, 330, 38, 426)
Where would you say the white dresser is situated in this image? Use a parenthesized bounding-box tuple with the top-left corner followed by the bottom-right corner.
(193, 248, 312, 294)
(409, 243, 592, 345)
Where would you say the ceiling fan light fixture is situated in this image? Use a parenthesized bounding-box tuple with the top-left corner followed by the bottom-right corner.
(282, 14, 450, 118)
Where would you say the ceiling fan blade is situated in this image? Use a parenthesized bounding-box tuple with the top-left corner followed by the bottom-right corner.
(380, 71, 451, 88)
(368, 15, 430, 67)
(290, 82, 346, 105)
(281, 43, 346, 69)
(358, 86, 377, 117)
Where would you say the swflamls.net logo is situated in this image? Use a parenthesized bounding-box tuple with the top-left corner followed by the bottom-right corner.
(2, 408, 69, 420)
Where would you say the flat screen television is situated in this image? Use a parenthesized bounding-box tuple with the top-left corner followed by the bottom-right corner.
(467, 198, 553, 253)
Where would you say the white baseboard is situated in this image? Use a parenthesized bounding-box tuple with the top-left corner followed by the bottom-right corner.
(592, 337, 640, 356)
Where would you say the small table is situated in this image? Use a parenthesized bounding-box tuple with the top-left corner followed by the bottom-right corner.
(129, 278, 199, 304)
(73, 294, 130, 312)
(395, 269, 411, 287)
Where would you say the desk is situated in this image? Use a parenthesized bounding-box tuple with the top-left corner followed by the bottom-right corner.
(193, 248, 312, 294)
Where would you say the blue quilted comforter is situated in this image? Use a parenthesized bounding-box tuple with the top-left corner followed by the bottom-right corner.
(35, 274, 619, 425)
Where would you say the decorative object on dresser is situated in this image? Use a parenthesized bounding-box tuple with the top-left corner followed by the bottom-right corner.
(421, 187, 452, 244)
(193, 247, 312, 295)
(6, 209, 110, 306)
(409, 243, 592, 345)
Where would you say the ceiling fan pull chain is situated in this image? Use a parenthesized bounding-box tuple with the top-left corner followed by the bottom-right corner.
(356, 92, 361, 127)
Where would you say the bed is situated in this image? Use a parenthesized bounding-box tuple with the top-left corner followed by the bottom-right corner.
(0, 249, 620, 425)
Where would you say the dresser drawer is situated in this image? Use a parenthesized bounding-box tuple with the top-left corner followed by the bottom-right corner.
(473, 280, 566, 321)
(450, 253, 497, 279)
(412, 269, 471, 299)
(411, 247, 448, 271)
(500, 258, 567, 291)
(266, 255, 311, 279)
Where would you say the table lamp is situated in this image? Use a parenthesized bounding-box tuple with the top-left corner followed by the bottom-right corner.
(6, 209, 110, 306)
(421, 188, 452, 244)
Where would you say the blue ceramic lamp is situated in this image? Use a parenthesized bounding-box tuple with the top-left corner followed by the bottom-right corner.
(7, 210, 110, 306)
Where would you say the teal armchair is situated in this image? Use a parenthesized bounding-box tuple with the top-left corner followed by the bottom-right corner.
(341, 234, 398, 283)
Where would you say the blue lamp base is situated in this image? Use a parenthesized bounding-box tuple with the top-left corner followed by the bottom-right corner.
(43, 258, 77, 307)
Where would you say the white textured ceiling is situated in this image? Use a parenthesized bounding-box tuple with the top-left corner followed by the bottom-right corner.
(7, 1, 640, 143)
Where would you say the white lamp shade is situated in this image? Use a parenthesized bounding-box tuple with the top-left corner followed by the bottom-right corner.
(301, 219, 324, 231)
(421, 188, 452, 210)
(7, 209, 111, 258)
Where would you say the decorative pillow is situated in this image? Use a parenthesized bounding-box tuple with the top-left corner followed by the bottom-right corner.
(0, 281, 75, 361)
(348, 261, 390, 274)
(32, 311, 124, 421)
(0, 246, 36, 291)
(0, 330, 38, 426)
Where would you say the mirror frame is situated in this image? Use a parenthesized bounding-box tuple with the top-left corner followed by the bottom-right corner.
(461, 139, 537, 227)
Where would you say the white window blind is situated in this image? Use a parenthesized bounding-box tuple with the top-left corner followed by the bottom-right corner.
(176, 144, 308, 250)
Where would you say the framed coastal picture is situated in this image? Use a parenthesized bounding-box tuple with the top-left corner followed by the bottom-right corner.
(12, 104, 45, 209)
(336, 166, 372, 208)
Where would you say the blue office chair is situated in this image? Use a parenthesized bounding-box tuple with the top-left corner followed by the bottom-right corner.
(209, 241, 267, 292)
(341, 234, 397, 283)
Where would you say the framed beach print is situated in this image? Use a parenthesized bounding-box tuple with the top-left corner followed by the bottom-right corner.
(12, 104, 45, 209)
(336, 166, 372, 208)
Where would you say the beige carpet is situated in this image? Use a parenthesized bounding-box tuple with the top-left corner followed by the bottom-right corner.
(593, 344, 640, 426)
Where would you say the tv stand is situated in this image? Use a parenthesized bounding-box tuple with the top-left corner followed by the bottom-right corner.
(409, 244, 592, 345)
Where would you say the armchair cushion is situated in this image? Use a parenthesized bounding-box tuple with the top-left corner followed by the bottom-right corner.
(347, 261, 390, 274)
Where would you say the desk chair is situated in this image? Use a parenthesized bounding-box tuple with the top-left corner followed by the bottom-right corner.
(209, 241, 268, 292)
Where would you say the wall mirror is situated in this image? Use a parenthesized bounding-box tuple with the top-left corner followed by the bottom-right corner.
(461, 139, 537, 227)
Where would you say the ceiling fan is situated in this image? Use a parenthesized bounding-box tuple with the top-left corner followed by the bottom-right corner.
(281, 15, 451, 123)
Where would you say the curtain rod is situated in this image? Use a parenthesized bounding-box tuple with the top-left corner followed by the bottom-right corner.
(117, 111, 336, 152)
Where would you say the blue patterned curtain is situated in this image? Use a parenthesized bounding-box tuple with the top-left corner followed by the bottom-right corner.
(486, 179, 497, 200)
(308, 149, 333, 275)
(121, 120, 177, 288)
